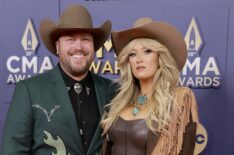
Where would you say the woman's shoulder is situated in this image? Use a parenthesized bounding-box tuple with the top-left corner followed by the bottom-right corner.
(173, 86, 199, 121)
(174, 86, 193, 93)
(173, 86, 196, 107)
(174, 86, 194, 98)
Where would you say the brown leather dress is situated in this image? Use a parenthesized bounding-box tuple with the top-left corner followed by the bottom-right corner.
(106, 117, 159, 155)
(102, 87, 198, 155)
(102, 116, 196, 155)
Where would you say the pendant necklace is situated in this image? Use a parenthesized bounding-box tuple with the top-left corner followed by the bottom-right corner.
(132, 94, 148, 116)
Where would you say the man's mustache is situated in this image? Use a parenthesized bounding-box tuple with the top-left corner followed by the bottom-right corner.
(68, 50, 89, 56)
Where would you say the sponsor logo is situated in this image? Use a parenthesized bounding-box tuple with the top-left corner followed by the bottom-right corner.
(85, 0, 125, 1)
(180, 17, 222, 88)
(194, 123, 208, 154)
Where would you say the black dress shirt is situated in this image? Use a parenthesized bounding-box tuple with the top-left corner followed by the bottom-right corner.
(58, 64, 100, 153)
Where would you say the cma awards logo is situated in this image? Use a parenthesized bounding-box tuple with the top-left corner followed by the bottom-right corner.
(6, 19, 53, 84)
(180, 17, 222, 88)
(21, 19, 39, 56)
(89, 39, 120, 79)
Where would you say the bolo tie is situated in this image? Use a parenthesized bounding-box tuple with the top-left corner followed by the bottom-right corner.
(74, 83, 83, 136)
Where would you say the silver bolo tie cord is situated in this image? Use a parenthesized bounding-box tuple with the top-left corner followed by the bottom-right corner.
(74, 83, 83, 136)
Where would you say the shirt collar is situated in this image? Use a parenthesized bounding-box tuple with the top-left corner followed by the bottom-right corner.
(58, 63, 93, 87)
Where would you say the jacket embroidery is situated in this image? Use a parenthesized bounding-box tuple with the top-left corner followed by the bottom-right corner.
(32, 104, 60, 122)
(43, 130, 70, 155)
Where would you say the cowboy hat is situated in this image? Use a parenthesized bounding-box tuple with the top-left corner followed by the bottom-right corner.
(111, 17, 187, 71)
(39, 4, 111, 56)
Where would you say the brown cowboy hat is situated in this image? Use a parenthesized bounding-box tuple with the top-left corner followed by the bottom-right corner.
(111, 17, 187, 70)
(39, 4, 111, 56)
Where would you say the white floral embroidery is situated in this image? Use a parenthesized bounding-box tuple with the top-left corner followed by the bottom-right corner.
(43, 131, 70, 155)
(66, 87, 71, 91)
(86, 87, 90, 95)
(32, 104, 60, 122)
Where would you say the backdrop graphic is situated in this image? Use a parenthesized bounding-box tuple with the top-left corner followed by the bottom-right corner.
(1, 0, 234, 155)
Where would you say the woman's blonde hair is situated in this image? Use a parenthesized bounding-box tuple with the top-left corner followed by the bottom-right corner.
(101, 38, 180, 134)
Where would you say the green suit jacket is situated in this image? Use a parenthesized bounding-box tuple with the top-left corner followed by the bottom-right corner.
(1, 65, 117, 155)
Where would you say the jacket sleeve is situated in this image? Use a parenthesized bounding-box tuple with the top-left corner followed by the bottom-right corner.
(179, 88, 199, 155)
(1, 81, 33, 155)
(108, 82, 119, 101)
(179, 115, 197, 155)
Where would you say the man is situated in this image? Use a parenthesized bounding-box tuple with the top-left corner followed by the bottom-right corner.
(1, 4, 117, 155)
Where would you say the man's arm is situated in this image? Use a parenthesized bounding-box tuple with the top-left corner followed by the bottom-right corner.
(1, 81, 33, 155)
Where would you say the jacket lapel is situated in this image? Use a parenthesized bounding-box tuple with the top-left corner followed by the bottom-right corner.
(49, 66, 85, 155)
(86, 73, 106, 155)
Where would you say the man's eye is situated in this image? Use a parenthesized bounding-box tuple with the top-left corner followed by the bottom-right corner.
(82, 37, 92, 41)
(66, 38, 74, 41)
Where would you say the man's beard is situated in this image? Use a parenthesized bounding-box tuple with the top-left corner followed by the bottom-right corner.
(68, 60, 92, 76)
(58, 49, 93, 78)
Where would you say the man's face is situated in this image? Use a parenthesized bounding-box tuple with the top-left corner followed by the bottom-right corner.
(56, 32, 94, 79)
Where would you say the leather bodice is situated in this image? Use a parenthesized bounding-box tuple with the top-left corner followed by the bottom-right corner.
(104, 117, 196, 155)
(108, 117, 157, 155)
(103, 87, 198, 155)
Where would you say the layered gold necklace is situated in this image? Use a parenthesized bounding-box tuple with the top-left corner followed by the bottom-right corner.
(132, 94, 148, 116)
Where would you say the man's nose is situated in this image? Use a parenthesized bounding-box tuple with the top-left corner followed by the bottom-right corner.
(73, 39, 82, 50)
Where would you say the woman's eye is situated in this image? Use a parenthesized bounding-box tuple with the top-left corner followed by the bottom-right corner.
(128, 53, 136, 57)
(144, 49, 152, 54)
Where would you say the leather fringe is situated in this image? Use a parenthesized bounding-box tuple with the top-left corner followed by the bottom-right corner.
(152, 87, 199, 155)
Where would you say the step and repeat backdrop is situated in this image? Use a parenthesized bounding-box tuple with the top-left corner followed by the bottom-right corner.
(0, 0, 234, 155)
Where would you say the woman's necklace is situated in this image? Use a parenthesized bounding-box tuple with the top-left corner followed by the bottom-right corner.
(132, 94, 148, 116)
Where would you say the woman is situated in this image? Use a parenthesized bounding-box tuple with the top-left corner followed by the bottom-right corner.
(101, 17, 199, 155)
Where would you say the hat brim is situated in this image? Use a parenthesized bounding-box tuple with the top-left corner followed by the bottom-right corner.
(111, 22, 187, 71)
(40, 20, 111, 56)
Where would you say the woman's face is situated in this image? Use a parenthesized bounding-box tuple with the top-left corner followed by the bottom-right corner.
(128, 43, 159, 83)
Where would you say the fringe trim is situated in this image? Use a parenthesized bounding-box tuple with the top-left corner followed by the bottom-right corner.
(152, 87, 199, 155)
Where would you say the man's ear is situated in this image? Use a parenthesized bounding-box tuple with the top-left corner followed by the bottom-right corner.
(55, 41, 59, 55)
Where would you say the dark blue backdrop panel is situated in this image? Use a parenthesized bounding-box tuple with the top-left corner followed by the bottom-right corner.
(0, 0, 59, 146)
(62, 0, 166, 30)
(0, 106, 8, 146)
(223, 4, 234, 155)
(162, 5, 229, 155)
(0, 0, 4, 146)
(3, 0, 59, 103)
(0, 1, 234, 155)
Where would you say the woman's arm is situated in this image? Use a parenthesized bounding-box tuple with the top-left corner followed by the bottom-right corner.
(179, 115, 197, 155)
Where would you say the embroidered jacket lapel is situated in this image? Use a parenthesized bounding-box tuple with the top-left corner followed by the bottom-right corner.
(86, 73, 106, 155)
(49, 65, 85, 155)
